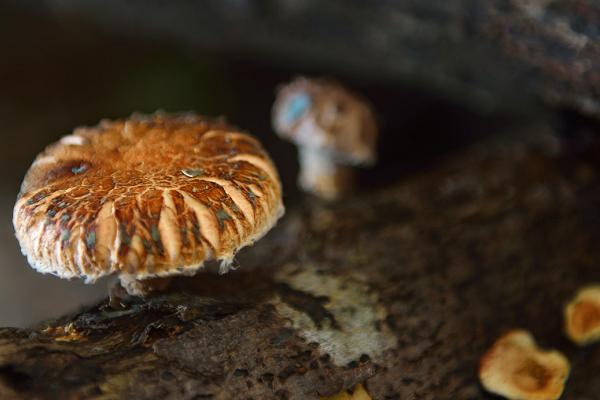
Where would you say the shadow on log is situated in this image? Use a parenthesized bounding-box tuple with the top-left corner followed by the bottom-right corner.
(1, 127, 600, 399)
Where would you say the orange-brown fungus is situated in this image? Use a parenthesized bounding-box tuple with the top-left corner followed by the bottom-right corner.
(42, 323, 87, 342)
(565, 285, 600, 345)
(479, 330, 569, 400)
(13, 112, 284, 292)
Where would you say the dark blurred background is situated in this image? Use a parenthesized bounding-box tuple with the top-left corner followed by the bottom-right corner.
(2, 0, 596, 326)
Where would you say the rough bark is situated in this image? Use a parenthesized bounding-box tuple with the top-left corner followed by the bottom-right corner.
(1, 128, 600, 399)
(17, 0, 600, 118)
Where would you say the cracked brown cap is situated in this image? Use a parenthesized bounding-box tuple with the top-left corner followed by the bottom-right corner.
(479, 330, 570, 400)
(272, 77, 378, 165)
(13, 112, 284, 283)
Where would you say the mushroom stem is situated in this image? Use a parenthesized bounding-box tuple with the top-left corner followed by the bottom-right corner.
(118, 275, 173, 297)
(298, 147, 354, 201)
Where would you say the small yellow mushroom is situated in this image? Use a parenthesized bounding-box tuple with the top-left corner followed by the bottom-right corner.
(565, 285, 600, 345)
(479, 330, 569, 400)
(42, 322, 87, 342)
(322, 384, 372, 400)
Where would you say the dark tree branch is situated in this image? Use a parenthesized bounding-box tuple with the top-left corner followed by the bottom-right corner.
(14, 0, 600, 118)
(1, 127, 600, 398)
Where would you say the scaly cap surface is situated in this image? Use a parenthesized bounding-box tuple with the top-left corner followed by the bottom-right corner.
(13, 112, 284, 282)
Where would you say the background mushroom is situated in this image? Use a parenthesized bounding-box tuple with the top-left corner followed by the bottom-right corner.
(272, 77, 378, 200)
(479, 330, 570, 400)
(13, 112, 284, 297)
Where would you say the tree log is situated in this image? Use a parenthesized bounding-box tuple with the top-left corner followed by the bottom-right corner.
(19, 0, 600, 119)
(1, 128, 600, 399)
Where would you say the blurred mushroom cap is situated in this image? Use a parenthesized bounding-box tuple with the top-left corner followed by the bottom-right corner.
(272, 77, 378, 165)
(565, 285, 600, 345)
(13, 112, 284, 283)
(479, 330, 570, 400)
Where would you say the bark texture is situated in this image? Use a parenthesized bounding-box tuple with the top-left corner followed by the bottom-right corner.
(1, 128, 600, 399)
(24, 0, 600, 118)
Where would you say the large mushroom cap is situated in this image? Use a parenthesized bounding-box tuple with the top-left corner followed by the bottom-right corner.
(13, 112, 284, 283)
(272, 77, 378, 165)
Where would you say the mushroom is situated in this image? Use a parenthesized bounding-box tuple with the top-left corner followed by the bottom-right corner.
(322, 384, 372, 400)
(565, 285, 600, 345)
(272, 77, 378, 200)
(479, 330, 570, 400)
(13, 112, 284, 297)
